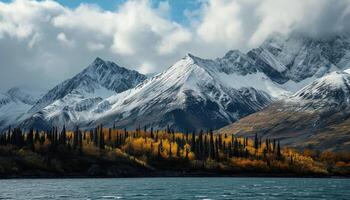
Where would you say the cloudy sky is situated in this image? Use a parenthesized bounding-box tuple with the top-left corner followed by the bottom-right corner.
(1, 0, 350, 91)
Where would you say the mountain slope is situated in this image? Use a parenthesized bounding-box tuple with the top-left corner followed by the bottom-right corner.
(29, 57, 147, 113)
(19, 58, 147, 130)
(9, 33, 350, 132)
(248, 33, 350, 92)
(218, 71, 350, 151)
(0, 88, 38, 131)
(87, 54, 280, 130)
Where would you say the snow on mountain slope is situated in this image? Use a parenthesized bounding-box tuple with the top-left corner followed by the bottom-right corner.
(289, 71, 350, 110)
(0, 88, 39, 131)
(344, 68, 350, 74)
(214, 50, 290, 98)
(87, 54, 275, 130)
(29, 57, 147, 113)
(247, 33, 350, 88)
(219, 71, 350, 151)
(19, 58, 147, 130)
(10, 33, 350, 131)
(18, 51, 290, 131)
(6, 87, 37, 105)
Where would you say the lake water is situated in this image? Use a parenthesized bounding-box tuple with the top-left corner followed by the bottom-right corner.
(0, 178, 349, 199)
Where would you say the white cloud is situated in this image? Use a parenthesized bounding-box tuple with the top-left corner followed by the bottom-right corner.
(0, 0, 63, 39)
(86, 42, 105, 51)
(248, 0, 350, 46)
(110, 0, 191, 56)
(0, 0, 350, 91)
(57, 32, 74, 47)
(197, 0, 243, 46)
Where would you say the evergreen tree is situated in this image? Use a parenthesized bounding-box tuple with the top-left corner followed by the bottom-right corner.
(191, 130, 196, 153)
(93, 128, 98, 146)
(169, 143, 172, 157)
(27, 128, 34, 151)
(185, 145, 189, 160)
(60, 125, 67, 145)
(254, 133, 259, 150)
(108, 128, 112, 142)
(209, 129, 215, 160)
(73, 126, 79, 149)
(233, 138, 239, 157)
(215, 138, 219, 162)
(176, 143, 181, 158)
(198, 130, 204, 160)
(277, 140, 282, 159)
(99, 125, 105, 150)
(228, 142, 232, 158)
(158, 140, 162, 158)
(150, 127, 154, 139)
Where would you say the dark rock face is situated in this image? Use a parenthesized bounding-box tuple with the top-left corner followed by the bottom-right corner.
(246, 49, 289, 84)
(216, 50, 258, 75)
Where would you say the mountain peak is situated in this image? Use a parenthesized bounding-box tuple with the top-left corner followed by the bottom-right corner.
(87, 57, 110, 71)
(93, 57, 105, 64)
(222, 50, 244, 59)
(186, 53, 195, 58)
(184, 53, 200, 62)
(6, 86, 21, 94)
(6, 87, 37, 105)
(313, 71, 350, 89)
(292, 71, 350, 107)
(28, 58, 147, 114)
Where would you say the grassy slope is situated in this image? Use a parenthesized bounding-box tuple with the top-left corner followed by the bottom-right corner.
(218, 103, 350, 152)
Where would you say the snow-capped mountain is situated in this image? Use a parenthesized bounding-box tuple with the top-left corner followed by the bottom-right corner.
(0, 87, 39, 130)
(219, 71, 350, 151)
(291, 71, 350, 110)
(19, 58, 147, 130)
(88, 54, 277, 130)
(248, 33, 350, 92)
(19, 49, 292, 131)
(6, 87, 37, 105)
(3, 33, 350, 132)
(29, 57, 147, 113)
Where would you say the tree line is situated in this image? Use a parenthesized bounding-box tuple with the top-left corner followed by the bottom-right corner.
(0, 125, 284, 163)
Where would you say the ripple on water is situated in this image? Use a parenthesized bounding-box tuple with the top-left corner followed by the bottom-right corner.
(0, 178, 349, 200)
(101, 196, 123, 199)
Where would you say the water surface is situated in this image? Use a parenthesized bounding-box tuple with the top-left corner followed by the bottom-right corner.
(0, 178, 349, 199)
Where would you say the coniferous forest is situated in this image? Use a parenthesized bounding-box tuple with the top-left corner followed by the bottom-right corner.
(1, 125, 350, 178)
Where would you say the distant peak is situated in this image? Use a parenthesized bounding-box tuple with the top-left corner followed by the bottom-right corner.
(293, 71, 350, 101)
(6, 87, 20, 94)
(223, 50, 243, 59)
(320, 71, 350, 83)
(184, 53, 204, 63)
(185, 53, 195, 59)
(6, 86, 36, 105)
(92, 57, 105, 65)
(87, 57, 114, 72)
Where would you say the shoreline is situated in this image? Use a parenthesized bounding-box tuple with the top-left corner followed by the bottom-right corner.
(1, 173, 349, 179)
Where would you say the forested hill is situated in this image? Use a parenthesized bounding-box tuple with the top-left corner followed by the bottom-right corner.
(1, 126, 350, 178)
